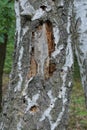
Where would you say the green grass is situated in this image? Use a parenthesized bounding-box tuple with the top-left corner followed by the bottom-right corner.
(68, 80, 87, 130)
(67, 55, 87, 130)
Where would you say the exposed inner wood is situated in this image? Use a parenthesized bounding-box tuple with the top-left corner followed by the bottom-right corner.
(45, 20, 55, 56)
(28, 21, 56, 80)
(49, 61, 56, 76)
(44, 21, 56, 79)
(44, 58, 56, 79)
(27, 40, 37, 79)
(44, 58, 50, 79)
(29, 105, 39, 113)
(27, 56, 37, 79)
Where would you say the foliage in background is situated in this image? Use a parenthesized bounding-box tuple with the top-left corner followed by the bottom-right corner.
(0, 0, 15, 111)
(0, 0, 15, 73)
(0, 0, 15, 43)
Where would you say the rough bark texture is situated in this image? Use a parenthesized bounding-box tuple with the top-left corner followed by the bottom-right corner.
(73, 0, 87, 108)
(0, 34, 8, 112)
(0, 0, 74, 129)
(0, 0, 79, 130)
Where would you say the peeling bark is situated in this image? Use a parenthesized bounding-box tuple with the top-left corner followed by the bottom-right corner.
(0, 0, 74, 130)
(1, 0, 87, 129)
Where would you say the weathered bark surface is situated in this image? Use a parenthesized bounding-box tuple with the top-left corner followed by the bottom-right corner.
(0, 34, 8, 112)
(0, 0, 74, 130)
(73, 0, 87, 108)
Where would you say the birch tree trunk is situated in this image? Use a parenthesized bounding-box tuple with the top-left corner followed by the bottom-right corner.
(74, 0, 87, 108)
(0, 0, 74, 130)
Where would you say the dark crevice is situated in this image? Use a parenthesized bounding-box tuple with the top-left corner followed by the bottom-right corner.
(40, 5, 47, 11)
(30, 105, 39, 113)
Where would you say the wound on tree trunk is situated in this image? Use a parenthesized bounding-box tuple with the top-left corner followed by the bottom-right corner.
(27, 20, 56, 80)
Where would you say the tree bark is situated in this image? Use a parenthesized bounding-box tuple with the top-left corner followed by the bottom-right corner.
(0, 34, 8, 112)
(73, 0, 87, 108)
(0, 0, 74, 130)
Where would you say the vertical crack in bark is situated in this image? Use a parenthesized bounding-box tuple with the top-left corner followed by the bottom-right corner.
(44, 58, 56, 79)
(28, 21, 56, 80)
(27, 45, 37, 79)
(28, 55, 37, 79)
(45, 20, 55, 57)
(44, 21, 56, 79)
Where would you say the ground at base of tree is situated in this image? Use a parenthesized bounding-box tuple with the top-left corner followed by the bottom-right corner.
(67, 79, 87, 130)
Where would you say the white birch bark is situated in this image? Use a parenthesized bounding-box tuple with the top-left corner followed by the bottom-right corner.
(74, 0, 87, 107)
(0, 0, 74, 130)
